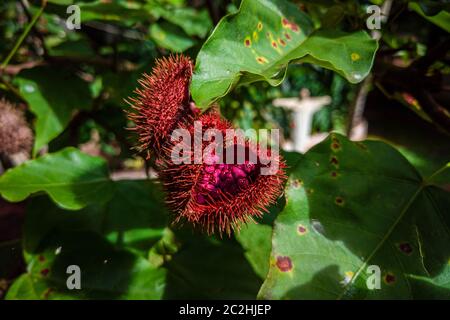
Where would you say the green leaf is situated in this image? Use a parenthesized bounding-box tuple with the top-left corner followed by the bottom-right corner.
(149, 22, 196, 52)
(410, 2, 450, 32)
(413, 1, 450, 16)
(15, 67, 93, 154)
(6, 230, 166, 300)
(259, 134, 450, 299)
(190, 0, 377, 107)
(6, 195, 167, 300)
(0, 148, 113, 210)
(48, 39, 95, 58)
(103, 180, 169, 254)
(428, 163, 450, 189)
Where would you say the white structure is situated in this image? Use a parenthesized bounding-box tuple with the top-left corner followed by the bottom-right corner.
(273, 89, 331, 153)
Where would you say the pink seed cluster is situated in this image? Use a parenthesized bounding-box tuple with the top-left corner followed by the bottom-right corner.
(196, 160, 258, 204)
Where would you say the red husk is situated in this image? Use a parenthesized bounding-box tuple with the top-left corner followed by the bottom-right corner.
(127, 54, 194, 158)
(158, 112, 287, 236)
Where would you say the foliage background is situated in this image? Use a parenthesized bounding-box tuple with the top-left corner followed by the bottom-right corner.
(0, 0, 449, 299)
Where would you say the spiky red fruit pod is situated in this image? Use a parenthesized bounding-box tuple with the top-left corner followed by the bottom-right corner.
(127, 54, 194, 158)
(159, 112, 287, 236)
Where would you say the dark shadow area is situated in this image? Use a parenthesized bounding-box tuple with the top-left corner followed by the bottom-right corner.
(16, 195, 164, 299)
(284, 265, 364, 299)
(365, 87, 450, 177)
(65, 163, 169, 248)
(41, 230, 139, 299)
(163, 229, 262, 299)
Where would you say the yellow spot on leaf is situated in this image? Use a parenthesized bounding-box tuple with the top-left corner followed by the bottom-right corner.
(340, 271, 354, 285)
(351, 53, 360, 61)
(257, 22, 263, 31)
(253, 31, 259, 42)
(256, 56, 268, 64)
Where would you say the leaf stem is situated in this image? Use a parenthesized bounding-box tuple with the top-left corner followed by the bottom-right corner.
(0, 1, 46, 70)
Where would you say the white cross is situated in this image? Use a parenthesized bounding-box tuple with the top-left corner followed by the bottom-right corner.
(273, 88, 331, 153)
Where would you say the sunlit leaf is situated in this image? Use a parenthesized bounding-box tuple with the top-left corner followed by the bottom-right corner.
(0, 148, 113, 210)
(15, 67, 93, 154)
(191, 0, 377, 107)
(164, 232, 262, 299)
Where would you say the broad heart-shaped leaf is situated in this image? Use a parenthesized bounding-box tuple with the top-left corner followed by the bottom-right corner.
(190, 0, 378, 107)
(0, 147, 113, 210)
(15, 67, 92, 154)
(21, 181, 169, 254)
(6, 230, 166, 300)
(259, 134, 450, 299)
(235, 198, 286, 279)
(236, 223, 273, 279)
